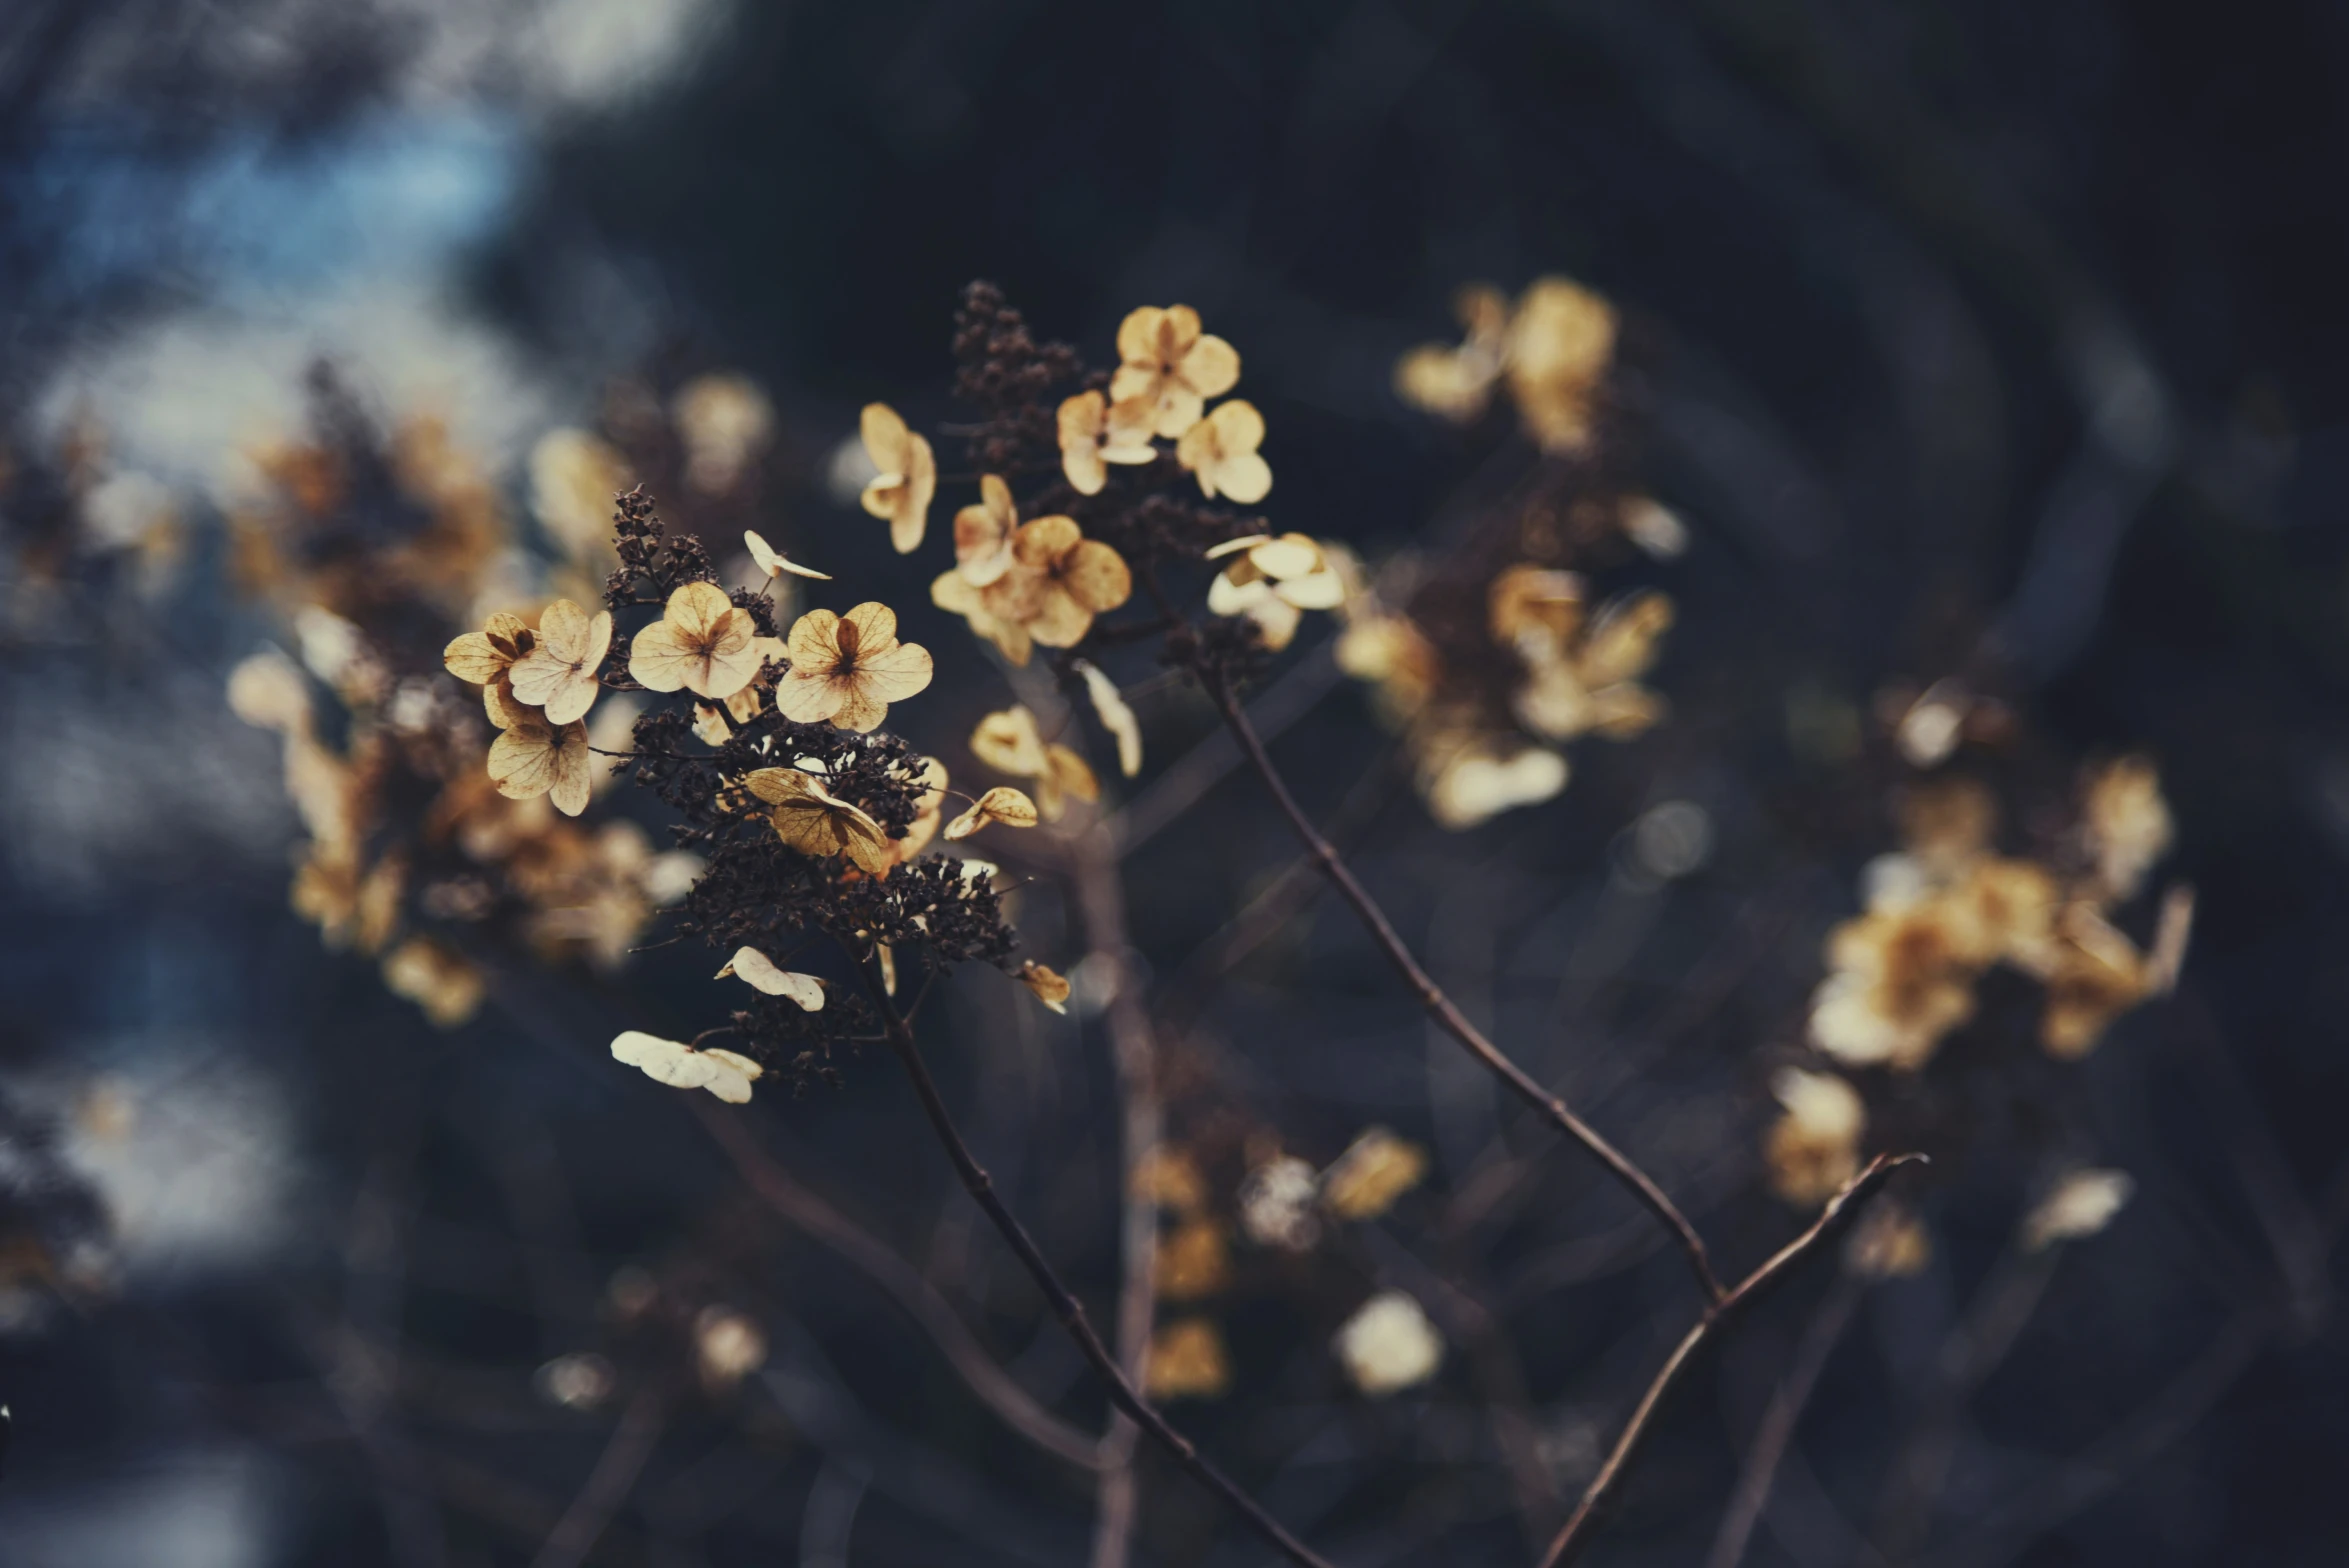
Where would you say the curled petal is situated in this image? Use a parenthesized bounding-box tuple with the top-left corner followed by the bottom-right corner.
(718, 948, 826, 1010)
(945, 786, 1040, 840)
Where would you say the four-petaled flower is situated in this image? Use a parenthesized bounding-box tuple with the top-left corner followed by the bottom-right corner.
(859, 402, 936, 554)
(775, 603, 934, 732)
(1205, 533, 1342, 650)
(489, 710, 595, 816)
(506, 598, 612, 724)
(629, 581, 765, 700)
(1176, 400, 1272, 504)
(992, 517, 1134, 650)
(1057, 390, 1157, 495)
(952, 474, 1020, 586)
(746, 766, 894, 877)
(1111, 306, 1240, 438)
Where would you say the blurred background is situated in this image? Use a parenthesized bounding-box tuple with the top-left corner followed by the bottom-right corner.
(2, 1, 2348, 1564)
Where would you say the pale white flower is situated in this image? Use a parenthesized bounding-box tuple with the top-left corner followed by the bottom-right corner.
(1240, 1156, 1321, 1251)
(1334, 1290, 1444, 1395)
(2022, 1168, 2134, 1252)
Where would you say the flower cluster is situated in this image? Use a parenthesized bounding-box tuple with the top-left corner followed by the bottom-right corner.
(1394, 276, 1619, 456)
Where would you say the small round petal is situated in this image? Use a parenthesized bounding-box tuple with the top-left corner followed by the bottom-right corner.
(718, 948, 826, 1010)
(1060, 539, 1133, 613)
(443, 631, 511, 686)
(1018, 960, 1071, 1015)
(228, 650, 312, 734)
(1179, 333, 1241, 399)
(1248, 533, 1320, 580)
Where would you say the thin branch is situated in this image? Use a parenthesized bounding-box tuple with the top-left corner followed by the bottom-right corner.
(694, 1102, 1104, 1471)
(1200, 666, 1728, 1305)
(1538, 1153, 1925, 1568)
(1705, 1271, 1867, 1568)
(861, 963, 1341, 1568)
(530, 1383, 668, 1568)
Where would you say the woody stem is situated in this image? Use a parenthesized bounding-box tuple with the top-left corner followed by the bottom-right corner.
(858, 961, 1340, 1568)
(1197, 663, 1729, 1305)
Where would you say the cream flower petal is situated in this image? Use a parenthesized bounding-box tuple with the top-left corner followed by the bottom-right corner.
(1076, 660, 1142, 777)
(549, 724, 592, 816)
(840, 600, 899, 651)
(717, 948, 826, 1010)
(1062, 540, 1133, 613)
(1179, 333, 1240, 399)
(488, 716, 563, 800)
(853, 641, 933, 704)
(443, 631, 511, 685)
(1018, 960, 1071, 1015)
(1025, 587, 1095, 649)
(666, 581, 737, 641)
(774, 669, 848, 724)
(945, 786, 1040, 840)
(971, 707, 1048, 778)
(627, 619, 699, 693)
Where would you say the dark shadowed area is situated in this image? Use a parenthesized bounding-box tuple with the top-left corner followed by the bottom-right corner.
(2, 2, 2347, 1566)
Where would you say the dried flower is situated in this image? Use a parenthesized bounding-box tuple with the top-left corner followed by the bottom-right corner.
(1321, 1128, 1429, 1220)
(991, 516, 1135, 649)
(1393, 285, 1510, 422)
(1423, 740, 1570, 831)
(2022, 1168, 2134, 1251)
(945, 786, 1040, 840)
(629, 581, 764, 701)
(1504, 276, 1616, 454)
(444, 610, 537, 688)
(1018, 960, 1071, 1014)
(1176, 399, 1272, 503)
(716, 948, 825, 1011)
(382, 937, 484, 1027)
(488, 712, 594, 817)
(2038, 901, 2169, 1059)
(2081, 756, 2173, 903)
(775, 603, 934, 732)
(743, 529, 830, 581)
(930, 570, 1035, 665)
(1111, 305, 1241, 438)
(1144, 1318, 1231, 1400)
(673, 375, 774, 494)
(227, 649, 312, 735)
(1764, 1069, 1865, 1208)
(1335, 1290, 1443, 1396)
(1057, 389, 1156, 495)
(506, 598, 612, 724)
(610, 1031, 764, 1104)
(1155, 1218, 1232, 1300)
(1808, 900, 1980, 1071)
(952, 474, 1021, 586)
(1239, 1155, 1321, 1251)
(968, 705, 1099, 819)
(1074, 659, 1143, 777)
(1205, 534, 1343, 650)
(745, 766, 895, 877)
(858, 402, 936, 553)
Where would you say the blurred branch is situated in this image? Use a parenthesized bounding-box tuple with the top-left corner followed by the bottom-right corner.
(532, 1384, 669, 1568)
(1201, 664, 1729, 1305)
(1704, 1271, 1866, 1568)
(864, 962, 1342, 1568)
(1538, 1153, 1925, 1568)
(694, 1103, 1104, 1472)
(1066, 815, 1168, 1568)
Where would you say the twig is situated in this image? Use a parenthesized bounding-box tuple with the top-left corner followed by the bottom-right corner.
(861, 963, 1341, 1568)
(1200, 665, 1728, 1305)
(1538, 1153, 1925, 1568)
(693, 1103, 1104, 1470)
(1705, 1271, 1867, 1568)
(1067, 817, 1168, 1568)
(531, 1383, 668, 1568)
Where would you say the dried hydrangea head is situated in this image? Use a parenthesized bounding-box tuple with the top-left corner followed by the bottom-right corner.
(716, 948, 825, 1011)
(858, 402, 936, 553)
(488, 711, 595, 816)
(1111, 305, 1241, 438)
(746, 765, 894, 878)
(1334, 1290, 1444, 1396)
(1056, 389, 1156, 495)
(629, 581, 764, 700)
(774, 603, 934, 732)
(952, 474, 1020, 587)
(1144, 1317, 1231, 1401)
(2022, 1167, 2134, 1251)
(945, 786, 1040, 840)
(1504, 275, 1617, 454)
(743, 529, 830, 581)
(1764, 1068, 1865, 1208)
(2081, 755, 2173, 903)
(506, 598, 612, 724)
(981, 516, 1134, 649)
(1176, 399, 1272, 504)
(1320, 1128, 1429, 1220)
(1393, 284, 1511, 423)
(610, 1030, 764, 1104)
(444, 610, 537, 687)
